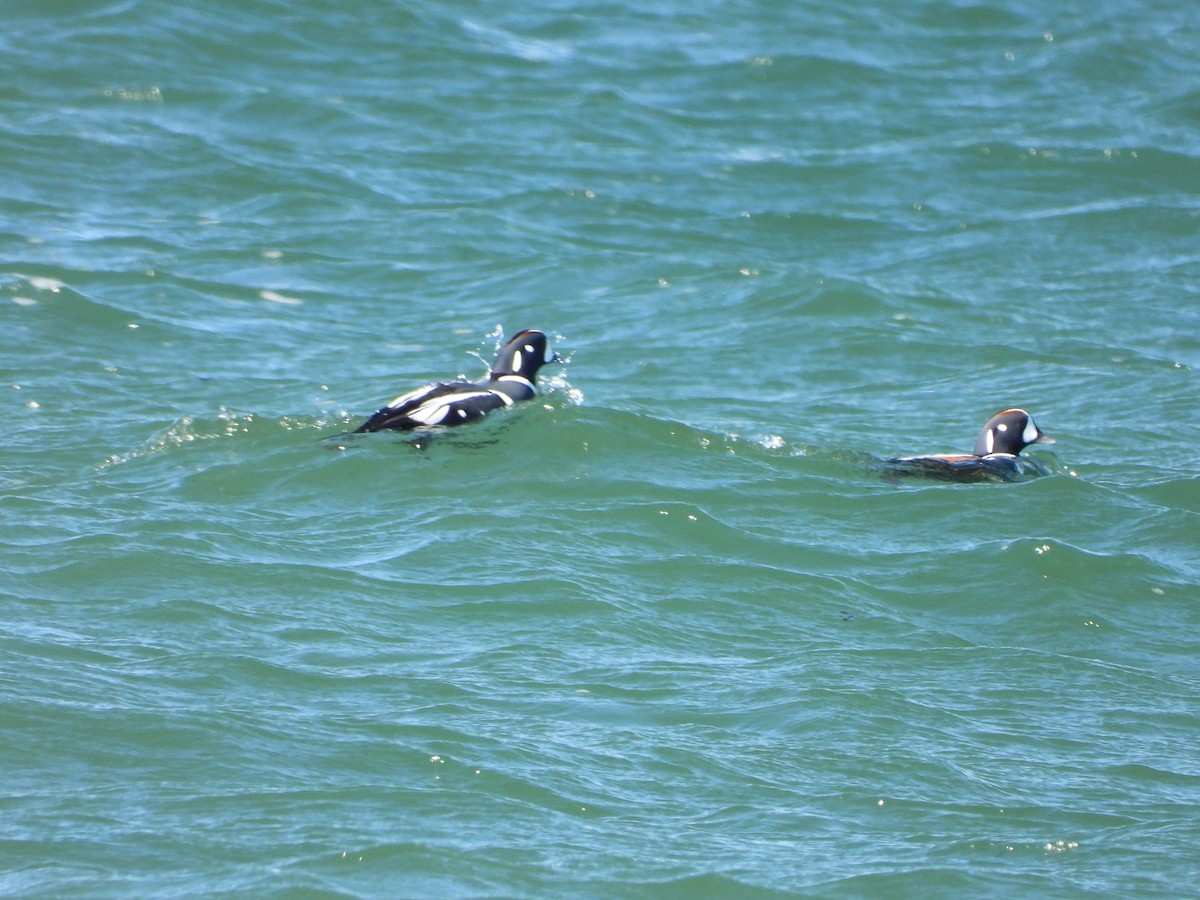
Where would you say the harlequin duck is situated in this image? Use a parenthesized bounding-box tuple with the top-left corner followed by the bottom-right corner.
(883, 408, 1056, 483)
(354, 329, 560, 433)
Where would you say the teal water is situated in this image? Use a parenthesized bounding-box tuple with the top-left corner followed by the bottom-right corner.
(3, 1, 1199, 896)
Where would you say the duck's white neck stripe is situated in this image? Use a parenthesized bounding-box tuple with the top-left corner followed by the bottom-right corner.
(496, 374, 534, 388)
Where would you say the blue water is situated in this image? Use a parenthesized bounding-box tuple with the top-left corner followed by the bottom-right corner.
(3, 1, 1199, 896)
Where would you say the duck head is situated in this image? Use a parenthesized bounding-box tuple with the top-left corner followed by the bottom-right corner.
(489, 330, 561, 384)
(973, 408, 1055, 456)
